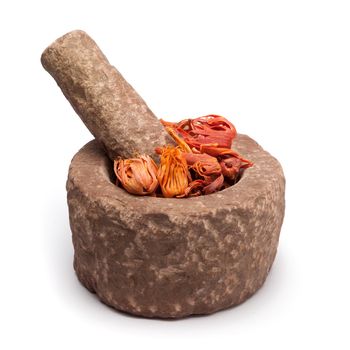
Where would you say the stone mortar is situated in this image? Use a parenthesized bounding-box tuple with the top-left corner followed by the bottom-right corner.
(67, 134, 285, 318)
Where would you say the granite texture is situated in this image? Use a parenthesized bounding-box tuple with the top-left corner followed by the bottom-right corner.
(41, 30, 173, 161)
(67, 134, 285, 318)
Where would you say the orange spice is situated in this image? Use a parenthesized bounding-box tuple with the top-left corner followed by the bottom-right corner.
(161, 114, 237, 150)
(114, 155, 158, 195)
(115, 115, 253, 198)
(155, 146, 191, 198)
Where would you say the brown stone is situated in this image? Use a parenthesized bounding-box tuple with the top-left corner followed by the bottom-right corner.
(41, 30, 173, 161)
(67, 134, 285, 318)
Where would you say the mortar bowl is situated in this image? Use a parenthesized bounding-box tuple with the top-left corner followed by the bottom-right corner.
(67, 134, 285, 318)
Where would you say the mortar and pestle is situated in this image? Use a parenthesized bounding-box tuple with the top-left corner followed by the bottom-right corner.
(41, 30, 285, 318)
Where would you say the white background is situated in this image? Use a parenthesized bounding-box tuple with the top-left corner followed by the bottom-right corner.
(1, 0, 349, 349)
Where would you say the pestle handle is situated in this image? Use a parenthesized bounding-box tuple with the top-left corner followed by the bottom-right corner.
(41, 30, 173, 161)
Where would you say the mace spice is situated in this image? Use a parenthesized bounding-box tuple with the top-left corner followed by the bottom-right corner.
(114, 115, 253, 198)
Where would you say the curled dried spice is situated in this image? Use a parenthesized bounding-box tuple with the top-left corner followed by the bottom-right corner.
(181, 179, 205, 197)
(219, 156, 242, 179)
(155, 146, 191, 198)
(183, 153, 224, 195)
(183, 152, 221, 176)
(115, 114, 253, 198)
(180, 174, 225, 197)
(202, 174, 224, 194)
(199, 145, 254, 179)
(164, 126, 192, 153)
(161, 114, 236, 150)
(160, 115, 253, 196)
(199, 145, 253, 166)
(114, 155, 158, 195)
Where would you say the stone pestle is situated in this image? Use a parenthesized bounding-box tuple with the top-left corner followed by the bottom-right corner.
(41, 30, 173, 161)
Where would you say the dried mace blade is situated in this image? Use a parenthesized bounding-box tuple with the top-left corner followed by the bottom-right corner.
(114, 155, 159, 195)
(164, 126, 192, 153)
(200, 145, 254, 179)
(219, 156, 243, 179)
(183, 152, 222, 177)
(182, 152, 225, 195)
(155, 146, 191, 198)
(161, 114, 237, 150)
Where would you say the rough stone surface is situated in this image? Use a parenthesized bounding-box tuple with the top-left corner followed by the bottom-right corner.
(41, 30, 173, 161)
(67, 134, 285, 318)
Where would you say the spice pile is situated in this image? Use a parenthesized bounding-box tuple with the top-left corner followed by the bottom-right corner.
(114, 115, 253, 197)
